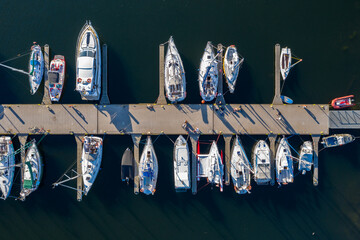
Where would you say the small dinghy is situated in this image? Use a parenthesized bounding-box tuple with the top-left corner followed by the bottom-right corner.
(206, 141, 224, 191)
(280, 47, 291, 81)
(252, 140, 271, 185)
(298, 141, 313, 175)
(19, 140, 43, 200)
(29, 44, 44, 95)
(76, 20, 101, 100)
(276, 137, 293, 185)
(223, 45, 244, 93)
(0, 136, 15, 200)
(321, 134, 355, 148)
(281, 95, 293, 104)
(198, 42, 218, 102)
(81, 136, 103, 195)
(173, 135, 190, 192)
(48, 55, 66, 102)
(121, 148, 135, 184)
(231, 135, 252, 194)
(331, 95, 355, 109)
(165, 36, 186, 103)
(139, 136, 158, 195)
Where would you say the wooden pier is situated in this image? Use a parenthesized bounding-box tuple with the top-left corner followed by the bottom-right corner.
(75, 134, 84, 201)
(131, 134, 141, 194)
(42, 44, 51, 105)
(215, 44, 225, 106)
(100, 44, 110, 105)
(157, 44, 167, 105)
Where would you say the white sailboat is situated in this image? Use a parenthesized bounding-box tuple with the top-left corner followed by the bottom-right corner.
(198, 42, 218, 102)
(223, 45, 244, 93)
(29, 44, 44, 94)
(76, 20, 101, 100)
(276, 137, 293, 185)
(81, 136, 103, 195)
(0, 136, 15, 200)
(206, 141, 224, 191)
(139, 136, 158, 195)
(173, 135, 190, 192)
(252, 140, 271, 185)
(298, 141, 313, 175)
(280, 47, 291, 81)
(165, 36, 186, 103)
(20, 140, 43, 200)
(231, 135, 252, 194)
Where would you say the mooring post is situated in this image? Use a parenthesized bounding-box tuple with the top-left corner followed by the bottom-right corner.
(42, 44, 51, 105)
(272, 44, 282, 105)
(312, 134, 321, 186)
(157, 44, 167, 105)
(268, 134, 277, 185)
(190, 133, 200, 195)
(131, 134, 141, 194)
(223, 134, 232, 186)
(74, 134, 84, 201)
(216, 44, 225, 106)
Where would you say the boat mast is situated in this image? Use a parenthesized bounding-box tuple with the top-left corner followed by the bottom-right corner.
(0, 63, 30, 76)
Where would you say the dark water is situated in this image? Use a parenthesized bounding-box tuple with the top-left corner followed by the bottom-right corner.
(0, 0, 360, 239)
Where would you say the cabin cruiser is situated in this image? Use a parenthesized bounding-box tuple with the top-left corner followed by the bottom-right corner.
(321, 134, 355, 148)
(298, 141, 313, 175)
(0, 136, 15, 200)
(49, 55, 66, 102)
(139, 136, 158, 195)
(29, 44, 44, 95)
(198, 42, 218, 101)
(173, 135, 190, 192)
(223, 45, 244, 93)
(165, 36, 186, 103)
(252, 140, 271, 185)
(276, 137, 293, 185)
(76, 20, 101, 100)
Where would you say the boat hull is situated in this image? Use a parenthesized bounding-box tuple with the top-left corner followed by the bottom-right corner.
(252, 140, 271, 185)
(223, 45, 243, 93)
(280, 47, 291, 80)
(0, 136, 15, 200)
(231, 135, 251, 194)
(331, 95, 355, 109)
(199, 42, 218, 102)
(121, 148, 135, 182)
(298, 141, 313, 175)
(49, 55, 66, 102)
(139, 136, 158, 195)
(173, 135, 190, 192)
(28, 45, 44, 95)
(321, 134, 355, 148)
(275, 138, 293, 185)
(206, 141, 224, 191)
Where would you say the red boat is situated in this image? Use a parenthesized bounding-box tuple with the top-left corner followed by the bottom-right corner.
(331, 95, 355, 109)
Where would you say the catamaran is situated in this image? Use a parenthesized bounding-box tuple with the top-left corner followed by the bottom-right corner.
(321, 134, 355, 148)
(81, 136, 103, 195)
(252, 140, 271, 185)
(76, 20, 101, 100)
(0, 136, 15, 200)
(48, 55, 66, 102)
(280, 47, 291, 81)
(173, 135, 190, 192)
(298, 141, 313, 175)
(223, 45, 244, 93)
(139, 136, 158, 195)
(206, 141, 224, 191)
(29, 44, 44, 95)
(19, 140, 43, 200)
(165, 36, 186, 103)
(231, 135, 252, 194)
(276, 137, 293, 185)
(121, 148, 135, 184)
(198, 42, 218, 102)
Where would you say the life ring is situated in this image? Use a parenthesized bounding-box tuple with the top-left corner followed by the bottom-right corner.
(87, 78, 91, 83)
(77, 78, 82, 83)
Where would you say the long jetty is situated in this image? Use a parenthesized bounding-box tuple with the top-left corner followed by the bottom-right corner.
(3, 43, 352, 199)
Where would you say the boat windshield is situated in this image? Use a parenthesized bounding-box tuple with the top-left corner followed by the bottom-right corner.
(48, 72, 60, 84)
(80, 50, 95, 58)
(326, 137, 338, 146)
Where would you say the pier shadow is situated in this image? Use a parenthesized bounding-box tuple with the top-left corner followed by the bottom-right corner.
(73, 107, 88, 124)
(99, 105, 133, 133)
(304, 108, 319, 124)
(8, 106, 25, 124)
(214, 105, 237, 133)
(61, 105, 89, 133)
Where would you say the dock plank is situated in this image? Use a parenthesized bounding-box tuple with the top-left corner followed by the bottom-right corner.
(42, 44, 51, 105)
(157, 44, 167, 105)
(223, 134, 232, 186)
(190, 134, 199, 195)
(272, 44, 282, 105)
(131, 134, 141, 194)
(75, 134, 84, 201)
(100, 44, 110, 105)
(312, 135, 320, 186)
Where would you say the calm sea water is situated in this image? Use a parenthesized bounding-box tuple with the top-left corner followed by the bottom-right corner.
(0, 0, 360, 239)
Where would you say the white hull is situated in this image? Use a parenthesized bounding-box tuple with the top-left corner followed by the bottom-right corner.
(49, 55, 66, 102)
(252, 140, 271, 185)
(173, 135, 190, 191)
(0, 136, 15, 200)
(28, 45, 44, 95)
(276, 137, 293, 185)
(81, 136, 103, 195)
(198, 42, 218, 101)
(223, 46, 244, 93)
(139, 136, 158, 195)
(20, 141, 43, 200)
(231, 135, 251, 194)
(298, 141, 313, 175)
(280, 47, 291, 80)
(165, 36, 186, 103)
(76, 20, 101, 101)
(206, 141, 223, 191)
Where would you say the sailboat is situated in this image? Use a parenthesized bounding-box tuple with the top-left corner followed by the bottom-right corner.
(321, 134, 355, 148)
(75, 20, 101, 100)
(121, 148, 135, 184)
(29, 44, 44, 94)
(165, 36, 186, 103)
(173, 135, 190, 192)
(252, 140, 271, 185)
(206, 141, 224, 191)
(49, 55, 66, 102)
(223, 45, 244, 93)
(0, 136, 15, 200)
(275, 137, 293, 185)
(139, 136, 158, 195)
(81, 136, 103, 195)
(298, 141, 313, 175)
(230, 135, 252, 194)
(280, 47, 291, 80)
(19, 140, 43, 200)
(198, 42, 218, 102)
